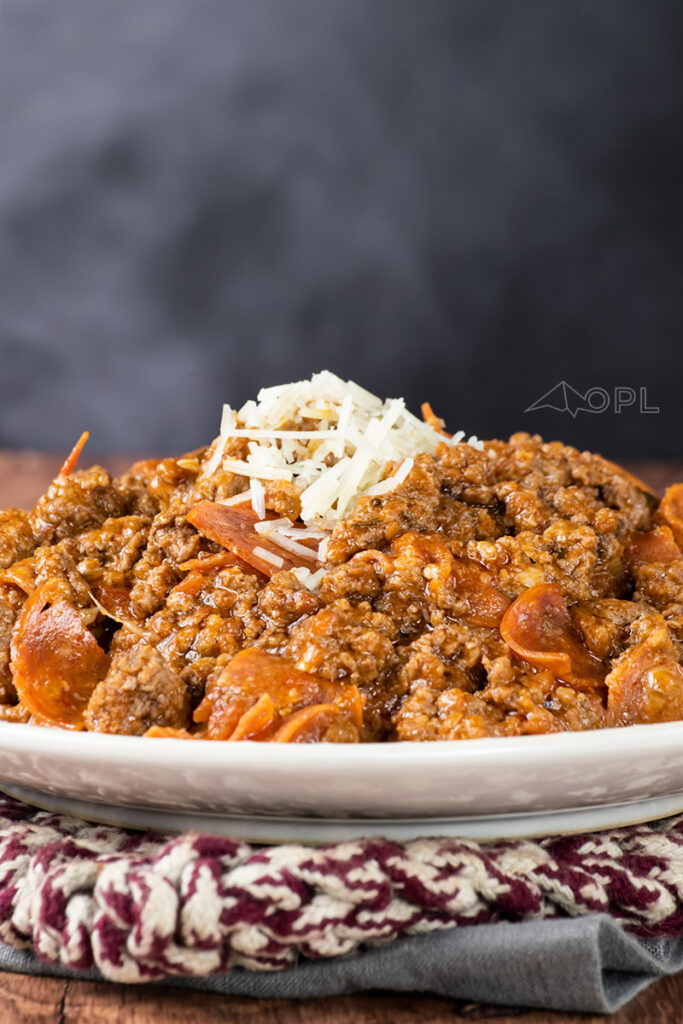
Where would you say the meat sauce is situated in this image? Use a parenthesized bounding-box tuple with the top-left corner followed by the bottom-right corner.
(1, 430, 682, 743)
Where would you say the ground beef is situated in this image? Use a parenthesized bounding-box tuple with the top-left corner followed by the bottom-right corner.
(66, 515, 151, 590)
(631, 557, 683, 609)
(488, 436, 654, 535)
(30, 467, 128, 545)
(398, 623, 500, 699)
(392, 610, 605, 741)
(146, 453, 210, 512)
(113, 459, 161, 518)
(571, 599, 655, 661)
(465, 520, 627, 604)
(283, 599, 400, 738)
(325, 452, 503, 565)
(0, 585, 23, 703)
(395, 657, 605, 740)
(1, 428, 680, 741)
(129, 511, 219, 618)
(662, 604, 683, 657)
(311, 435, 662, 739)
(117, 562, 265, 703)
(85, 644, 191, 735)
(605, 614, 683, 726)
(6, 546, 95, 609)
(256, 573, 320, 635)
(0, 509, 35, 570)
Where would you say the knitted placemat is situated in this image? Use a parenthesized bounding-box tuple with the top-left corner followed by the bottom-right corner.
(0, 793, 682, 983)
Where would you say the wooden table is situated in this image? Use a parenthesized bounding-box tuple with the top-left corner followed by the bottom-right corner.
(1, 451, 682, 1024)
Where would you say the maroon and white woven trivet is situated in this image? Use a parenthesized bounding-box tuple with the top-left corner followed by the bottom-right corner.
(0, 793, 682, 983)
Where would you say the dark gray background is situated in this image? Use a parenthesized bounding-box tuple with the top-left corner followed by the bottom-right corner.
(1, 1, 681, 457)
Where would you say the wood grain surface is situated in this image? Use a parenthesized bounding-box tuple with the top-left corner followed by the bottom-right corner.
(1, 451, 682, 1024)
(1, 971, 683, 1024)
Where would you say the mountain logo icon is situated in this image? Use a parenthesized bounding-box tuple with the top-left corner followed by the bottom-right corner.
(524, 382, 606, 418)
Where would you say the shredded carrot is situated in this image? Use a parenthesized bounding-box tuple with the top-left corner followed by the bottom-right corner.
(59, 431, 90, 476)
(421, 402, 451, 438)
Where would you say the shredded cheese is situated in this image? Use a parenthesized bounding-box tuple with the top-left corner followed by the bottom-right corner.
(263, 531, 319, 562)
(252, 546, 284, 568)
(253, 517, 323, 562)
(205, 372, 480, 527)
(249, 478, 266, 520)
(217, 492, 250, 507)
(290, 566, 326, 591)
(363, 457, 415, 497)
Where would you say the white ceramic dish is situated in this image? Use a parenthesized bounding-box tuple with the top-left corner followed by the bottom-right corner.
(0, 720, 682, 840)
(3, 783, 683, 843)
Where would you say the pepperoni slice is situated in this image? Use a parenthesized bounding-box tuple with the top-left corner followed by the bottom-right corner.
(593, 455, 658, 500)
(606, 641, 683, 727)
(144, 726, 195, 739)
(657, 484, 683, 549)
(450, 558, 511, 628)
(194, 648, 362, 742)
(10, 582, 110, 729)
(390, 533, 509, 628)
(91, 585, 134, 623)
(500, 583, 605, 691)
(272, 703, 345, 743)
(228, 693, 278, 741)
(186, 502, 318, 577)
(624, 525, 681, 568)
(146, 699, 354, 743)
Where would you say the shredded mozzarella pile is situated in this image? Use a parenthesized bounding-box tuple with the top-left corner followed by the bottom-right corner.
(205, 371, 480, 526)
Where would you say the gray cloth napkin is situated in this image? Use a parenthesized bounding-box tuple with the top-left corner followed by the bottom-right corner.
(2, 914, 682, 1014)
